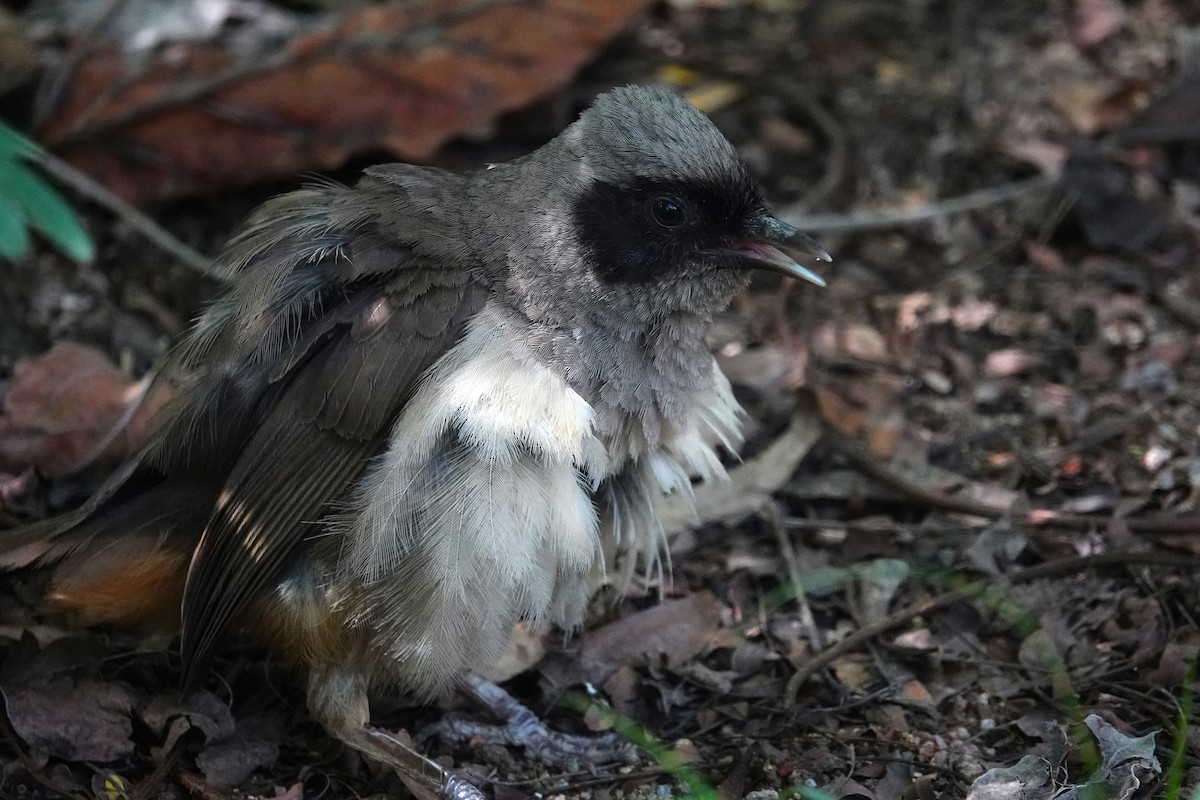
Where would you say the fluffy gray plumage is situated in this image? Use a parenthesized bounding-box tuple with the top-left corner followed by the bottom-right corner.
(2, 85, 827, 798)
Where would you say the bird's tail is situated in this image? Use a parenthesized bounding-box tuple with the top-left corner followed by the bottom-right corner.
(0, 476, 216, 630)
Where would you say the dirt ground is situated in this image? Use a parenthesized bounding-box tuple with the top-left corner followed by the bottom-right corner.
(2, 1, 1200, 799)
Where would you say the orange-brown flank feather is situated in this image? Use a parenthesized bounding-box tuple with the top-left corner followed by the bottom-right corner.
(47, 547, 188, 630)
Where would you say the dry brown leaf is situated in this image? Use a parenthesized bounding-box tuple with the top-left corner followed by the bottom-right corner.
(815, 377, 905, 458)
(142, 689, 237, 760)
(717, 342, 797, 398)
(823, 775, 875, 799)
(831, 654, 870, 692)
(1150, 635, 1200, 688)
(40, 0, 651, 202)
(1067, 0, 1128, 47)
(984, 348, 1042, 378)
(836, 323, 888, 361)
(0, 8, 38, 94)
(1023, 241, 1067, 273)
(892, 628, 934, 651)
(1000, 134, 1069, 175)
(1049, 78, 1124, 135)
(1156, 529, 1200, 555)
(0, 343, 170, 477)
(580, 591, 726, 669)
(2, 678, 136, 762)
(666, 738, 702, 765)
(264, 785, 304, 800)
(481, 620, 548, 683)
(197, 717, 282, 792)
(899, 679, 933, 705)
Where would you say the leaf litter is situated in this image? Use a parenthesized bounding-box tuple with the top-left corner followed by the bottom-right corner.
(3, 0, 1200, 798)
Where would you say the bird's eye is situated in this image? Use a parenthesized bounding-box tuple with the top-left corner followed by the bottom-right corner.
(649, 196, 685, 228)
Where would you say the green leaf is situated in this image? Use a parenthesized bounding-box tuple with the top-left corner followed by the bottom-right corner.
(0, 122, 37, 161)
(0, 191, 32, 260)
(3, 156, 95, 263)
(0, 121, 95, 264)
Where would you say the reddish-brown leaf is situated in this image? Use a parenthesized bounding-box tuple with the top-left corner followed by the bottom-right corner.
(1066, 0, 1127, 47)
(0, 343, 170, 476)
(39, 0, 650, 203)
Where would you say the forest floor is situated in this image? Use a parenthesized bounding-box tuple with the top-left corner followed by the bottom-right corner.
(2, 1, 1200, 799)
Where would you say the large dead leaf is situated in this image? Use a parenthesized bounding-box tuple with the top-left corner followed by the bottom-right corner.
(965, 715, 1159, 800)
(38, 0, 650, 202)
(0, 343, 169, 477)
(2, 678, 136, 763)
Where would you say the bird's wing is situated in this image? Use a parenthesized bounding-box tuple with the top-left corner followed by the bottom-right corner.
(0, 183, 409, 568)
(179, 265, 486, 690)
(99, 181, 488, 689)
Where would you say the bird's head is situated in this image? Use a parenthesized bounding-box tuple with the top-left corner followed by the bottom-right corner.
(563, 85, 828, 296)
(368, 86, 827, 331)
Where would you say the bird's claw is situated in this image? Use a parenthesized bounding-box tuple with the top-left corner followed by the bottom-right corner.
(420, 716, 639, 772)
(440, 773, 488, 800)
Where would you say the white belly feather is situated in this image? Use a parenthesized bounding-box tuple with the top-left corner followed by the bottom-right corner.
(335, 302, 742, 691)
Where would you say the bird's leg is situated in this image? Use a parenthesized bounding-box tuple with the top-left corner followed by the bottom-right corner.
(419, 670, 639, 771)
(335, 724, 486, 800)
(310, 667, 486, 800)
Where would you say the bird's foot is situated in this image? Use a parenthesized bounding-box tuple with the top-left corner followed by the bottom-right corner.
(419, 671, 639, 772)
(420, 715, 637, 772)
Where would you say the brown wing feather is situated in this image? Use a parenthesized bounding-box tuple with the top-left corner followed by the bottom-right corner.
(0, 179, 488, 690)
(0, 185, 377, 569)
(180, 274, 485, 689)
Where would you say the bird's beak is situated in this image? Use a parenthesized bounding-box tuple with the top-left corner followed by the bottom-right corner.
(710, 214, 830, 287)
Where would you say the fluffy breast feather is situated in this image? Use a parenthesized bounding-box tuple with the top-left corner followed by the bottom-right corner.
(329, 301, 743, 695)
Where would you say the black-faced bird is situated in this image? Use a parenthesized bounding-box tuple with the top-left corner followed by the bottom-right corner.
(1, 86, 827, 799)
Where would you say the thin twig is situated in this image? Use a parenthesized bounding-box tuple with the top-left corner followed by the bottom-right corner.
(0, 690, 89, 799)
(766, 502, 826, 651)
(61, 372, 158, 477)
(126, 726, 184, 800)
(784, 550, 1200, 706)
(776, 84, 847, 211)
(33, 150, 220, 278)
(32, 0, 129, 129)
(827, 429, 1018, 520)
(827, 429, 1200, 535)
(779, 175, 1057, 234)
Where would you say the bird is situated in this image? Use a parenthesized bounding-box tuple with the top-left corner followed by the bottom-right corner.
(0, 85, 827, 799)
